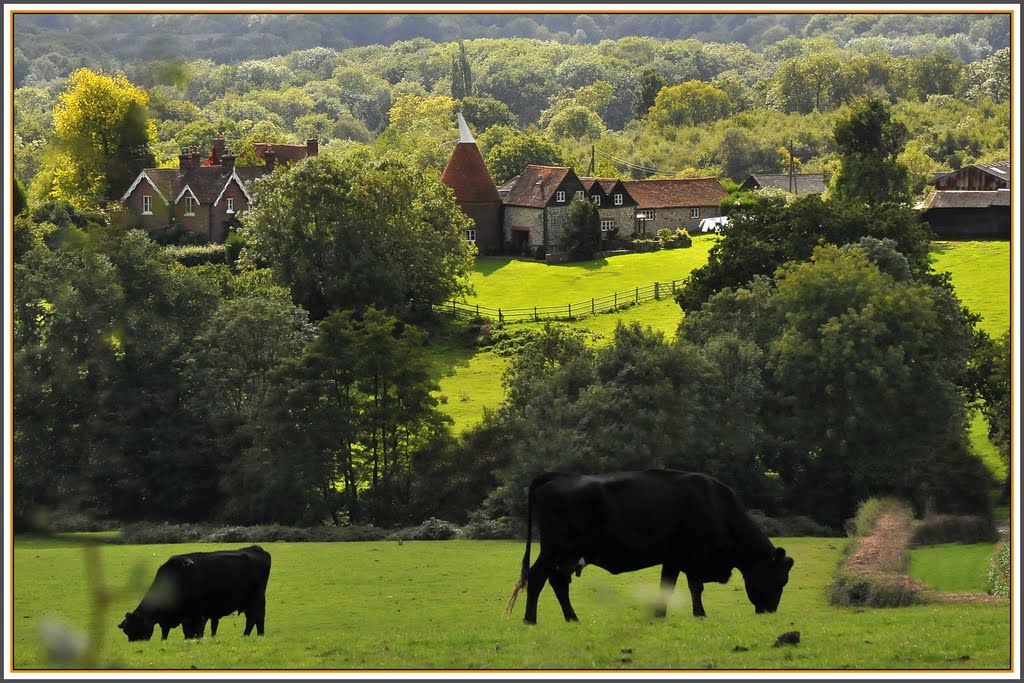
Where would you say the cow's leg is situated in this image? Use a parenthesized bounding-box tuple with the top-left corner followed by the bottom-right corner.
(687, 575, 707, 617)
(547, 571, 578, 622)
(244, 599, 266, 636)
(160, 624, 171, 640)
(210, 618, 219, 637)
(522, 557, 553, 625)
(656, 566, 680, 618)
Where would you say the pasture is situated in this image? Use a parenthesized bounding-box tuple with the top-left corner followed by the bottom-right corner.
(11, 536, 1011, 672)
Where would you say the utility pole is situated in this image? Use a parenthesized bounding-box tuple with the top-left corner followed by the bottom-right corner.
(789, 139, 795, 194)
(589, 145, 595, 176)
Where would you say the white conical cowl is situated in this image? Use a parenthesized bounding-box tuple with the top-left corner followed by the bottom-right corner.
(457, 113, 475, 144)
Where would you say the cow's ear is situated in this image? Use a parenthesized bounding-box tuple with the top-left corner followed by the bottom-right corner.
(773, 547, 786, 561)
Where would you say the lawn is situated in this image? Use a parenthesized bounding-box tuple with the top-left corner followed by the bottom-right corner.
(906, 543, 997, 594)
(929, 240, 1012, 337)
(11, 536, 1012, 672)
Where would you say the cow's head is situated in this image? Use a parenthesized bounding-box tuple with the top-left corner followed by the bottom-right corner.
(742, 547, 794, 614)
(118, 611, 155, 642)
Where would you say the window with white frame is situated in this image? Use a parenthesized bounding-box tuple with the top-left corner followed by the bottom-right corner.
(592, 195, 601, 206)
(556, 190, 565, 203)
(614, 193, 623, 206)
(638, 209, 655, 221)
(184, 197, 197, 216)
(601, 219, 615, 232)
(574, 190, 585, 199)
(226, 197, 235, 214)
(467, 229, 477, 244)
(690, 207, 700, 219)
(142, 195, 152, 214)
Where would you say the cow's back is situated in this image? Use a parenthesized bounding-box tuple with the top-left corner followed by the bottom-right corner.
(169, 547, 271, 619)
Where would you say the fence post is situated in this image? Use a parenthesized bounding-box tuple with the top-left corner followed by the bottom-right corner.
(452, 300, 456, 315)
(655, 282, 660, 300)
(614, 292, 618, 308)
(476, 304, 479, 317)
(534, 306, 538, 322)
(568, 302, 572, 320)
(672, 280, 677, 293)
(499, 308, 503, 323)
(592, 298, 595, 315)
(635, 286, 639, 303)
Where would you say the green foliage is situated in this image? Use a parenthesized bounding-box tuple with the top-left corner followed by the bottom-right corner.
(14, 175, 29, 215)
(825, 572, 929, 609)
(163, 243, 227, 267)
(484, 132, 565, 185)
(647, 80, 732, 128)
(450, 40, 473, 100)
(561, 195, 602, 260)
(986, 541, 1010, 597)
(238, 151, 475, 322)
(850, 497, 914, 538)
(830, 97, 912, 204)
(631, 67, 666, 120)
(909, 515, 997, 546)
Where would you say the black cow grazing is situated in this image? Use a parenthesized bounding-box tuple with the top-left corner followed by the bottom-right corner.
(118, 545, 271, 641)
(505, 470, 794, 625)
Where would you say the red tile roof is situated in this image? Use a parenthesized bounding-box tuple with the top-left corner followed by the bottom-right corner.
(441, 142, 500, 204)
(621, 177, 727, 208)
(254, 142, 316, 165)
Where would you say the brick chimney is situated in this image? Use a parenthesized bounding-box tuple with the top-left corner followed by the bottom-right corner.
(307, 138, 319, 157)
(211, 134, 225, 165)
(264, 149, 277, 172)
(222, 150, 236, 171)
(179, 147, 201, 172)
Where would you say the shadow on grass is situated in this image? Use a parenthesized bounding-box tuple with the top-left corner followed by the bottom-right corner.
(474, 257, 514, 277)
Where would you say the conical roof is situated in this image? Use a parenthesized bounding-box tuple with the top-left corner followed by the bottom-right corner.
(441, 115, 500, 205)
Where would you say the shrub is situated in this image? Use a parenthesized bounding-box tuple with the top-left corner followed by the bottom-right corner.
(848, 497, 912, 537)
(748, 510, 838, 537)
(460, 513, 524, 540)
(987, 541, 1010, 597)
(657, 228, 674, 242)
(826, 572, 929, 608)
(165, 244, 227, 267)
(909, 514, 997, 546)
(115, 522, 389, 545)
(388, 517, 462, 541)
(118, 522, 213, 545)
(674, 228, 693, 247)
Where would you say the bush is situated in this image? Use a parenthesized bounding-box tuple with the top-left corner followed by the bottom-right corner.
(847, 497, 912, 537)
(987, 542, 1010, 597)
(826, 572, 929, 608)
(460, 513, 524, 540)
(116, 522, 389, 545)
(388, 517, 461, 541)
(909, 514, 997, 546)
(674, 228, 693, 247)
(165, 243, 227, 267)
(748, 510, 838, 537)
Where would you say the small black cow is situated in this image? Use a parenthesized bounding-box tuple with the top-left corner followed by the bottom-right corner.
(505, 470, 794, 624)
(118, 545, 271, 642)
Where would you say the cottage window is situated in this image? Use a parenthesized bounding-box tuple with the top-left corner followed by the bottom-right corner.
(592, 195, 601, 206)
(556, 190, 566, 203)
(226, 197, 235, 214)
(574, 190, 585, 199)
(142, 195, 152, 215)
(184, 197, 197, 216)
(637, 209, 655, 221)
(690, 207, 700, 219)
(467, 229, 477, 244)
(614, 193, 623, 206)
(601, 220, 615, 232)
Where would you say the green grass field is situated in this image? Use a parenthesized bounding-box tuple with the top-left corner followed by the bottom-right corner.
(11, 536, 1012, 672)
(929, 240, 1012, 337)
(907, 543, 997, 594)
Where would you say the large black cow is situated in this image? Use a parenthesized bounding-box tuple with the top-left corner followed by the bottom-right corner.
(118, 545, 272, 642)
(505, 470, 794, 624)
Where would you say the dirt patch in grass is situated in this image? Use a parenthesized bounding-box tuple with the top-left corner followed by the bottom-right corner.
(841, 510, 1000, 604)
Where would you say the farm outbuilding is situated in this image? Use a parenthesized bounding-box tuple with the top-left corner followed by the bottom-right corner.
(917, 189, 1011, 239)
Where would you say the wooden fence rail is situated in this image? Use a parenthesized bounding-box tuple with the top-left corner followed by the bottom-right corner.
(434, 279, 683, 323)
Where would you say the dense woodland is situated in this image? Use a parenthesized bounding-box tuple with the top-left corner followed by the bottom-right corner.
(10, 12, 1013, 533)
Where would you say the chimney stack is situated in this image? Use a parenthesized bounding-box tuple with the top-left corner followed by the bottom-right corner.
(307, 138, 319, 157)
(264, 149, 277, 171)
(212, 134, 225, 165)
(222, 150, 236, 171)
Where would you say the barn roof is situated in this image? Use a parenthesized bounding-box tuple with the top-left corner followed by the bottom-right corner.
(742, 173, 828, 195)
(919, 189, 1011, 210)
(621, 177, 727, 208)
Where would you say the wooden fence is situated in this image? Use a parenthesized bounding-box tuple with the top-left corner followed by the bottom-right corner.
(434, 279, 684, 323)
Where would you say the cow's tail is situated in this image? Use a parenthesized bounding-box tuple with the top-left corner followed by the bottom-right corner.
(505, 474, 553, 615)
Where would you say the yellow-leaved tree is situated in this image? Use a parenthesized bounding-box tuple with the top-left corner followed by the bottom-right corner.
(46, 67, 157, 207)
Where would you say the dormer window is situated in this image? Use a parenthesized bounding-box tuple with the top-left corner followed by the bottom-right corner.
(185, 197, 197, 216)
(142, 195, 152, 215)
(592, 195, 601, 206)
(574, 190, 584, 199)
(614, 193, 623, 206)
(226, 197, 235, 214)
(556, 190, 565, 203)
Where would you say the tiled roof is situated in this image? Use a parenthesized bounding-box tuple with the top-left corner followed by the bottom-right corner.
(441, 142, 500, 204)
(744, 173, 827, 195)
(503, 165, 578, 208)
(920, 189, 1011, 210)
(621, 177, 727, 208)
(973, 160, 1011, 178)
(254, 142, 312, 165)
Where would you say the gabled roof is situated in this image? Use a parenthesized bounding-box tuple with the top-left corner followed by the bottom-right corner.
(503, 165, 580, 208)
(122, 165, 269, 208)
(254, 142, 312, 165)
(441, 141, 500, 205)
(579, 177, 635, 203)
(742, 173, 827, 195)
(621, 177, 727, 208)
(973, 160, 1011, 179)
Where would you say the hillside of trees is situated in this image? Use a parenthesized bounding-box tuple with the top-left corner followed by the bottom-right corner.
(10, 11, 1013, 534)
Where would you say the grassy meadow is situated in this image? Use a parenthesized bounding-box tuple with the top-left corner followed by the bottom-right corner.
(907, 543, 998, 593)
(11, 536, 1012, 672)
(433, 239, 1013, 483)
